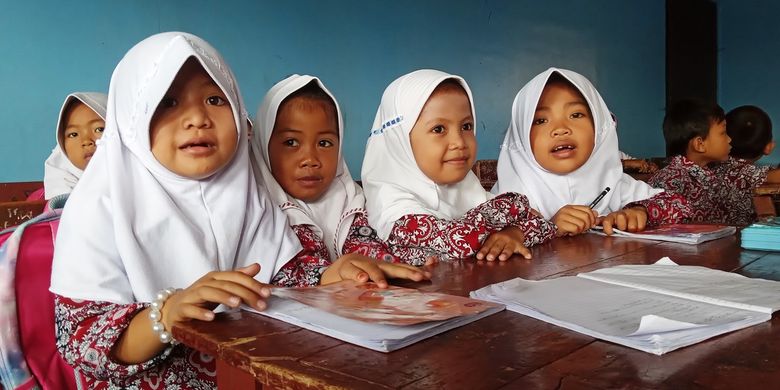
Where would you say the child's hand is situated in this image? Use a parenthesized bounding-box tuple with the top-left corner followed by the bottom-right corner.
(552, 205, 598, 236)
(476, 226, 531, 261)
(321, 253, 431, 288)
(162, 263, 270, 329)
(599, 207, 648, 235)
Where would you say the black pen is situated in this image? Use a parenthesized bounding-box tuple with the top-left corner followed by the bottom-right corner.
(588, 187, 611, 209)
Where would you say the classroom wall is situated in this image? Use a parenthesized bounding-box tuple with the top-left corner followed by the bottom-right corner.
(0, 0, 666, 182)
(718, 0, 780, 166)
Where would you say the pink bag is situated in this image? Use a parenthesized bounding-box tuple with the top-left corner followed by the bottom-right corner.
(0, 210, 76, 390)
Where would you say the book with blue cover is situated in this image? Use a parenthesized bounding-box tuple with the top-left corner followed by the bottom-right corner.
(741, 217, 780, 251)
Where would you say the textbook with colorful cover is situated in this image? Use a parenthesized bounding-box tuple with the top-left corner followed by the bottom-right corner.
(470, 258, 780, 355)
(741, 217, 780, 251)
(245, 281, 504, 352)
(590, 224, 736, 244)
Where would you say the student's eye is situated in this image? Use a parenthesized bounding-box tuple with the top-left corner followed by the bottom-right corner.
(462, 122, 474, 131)
(571, 112, 587, 119)
(94, 127, 105, 134)
(66, 132, 78, 138)
(283, 139, 299, 147)
(318, 139, 334, 147)
(431, 125, 445, 134)
(532, 118, 547, 126)
(159, 96, 177, 108)
(206, 95, 227, 106)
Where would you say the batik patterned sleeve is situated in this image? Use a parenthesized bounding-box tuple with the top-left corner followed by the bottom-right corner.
(626, 191, 691, 226)
(271, 225, 331, 287)
(341, 213, 400, 263)
(387, 192, 553, 265)
(54, 295, 175, 385)
(712, 158, 769, 191)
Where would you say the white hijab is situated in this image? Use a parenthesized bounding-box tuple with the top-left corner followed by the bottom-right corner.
(50, 32, 302, 304)
(43, 92, 107, 199)
(251, 75, 365, 261)
(493, 67, 663, 219)
(361, 69, 491, 240)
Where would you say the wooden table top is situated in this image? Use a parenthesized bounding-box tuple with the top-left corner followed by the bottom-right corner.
(173, 234, 780, 389)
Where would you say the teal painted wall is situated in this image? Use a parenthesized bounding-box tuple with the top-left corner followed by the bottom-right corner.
(0, 0, 666, 181)
(719, 0, 780, 165)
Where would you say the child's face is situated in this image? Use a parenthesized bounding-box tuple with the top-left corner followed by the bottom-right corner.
(701, 119, 731, 162)
(150, 60, 238, 179)
(61, 102, 105, 170)
(529, 82, 595, 174)
(268, 98, 339, 202)
(409, 88, 476, 185)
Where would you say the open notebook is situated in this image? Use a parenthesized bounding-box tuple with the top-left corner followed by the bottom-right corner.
(590, 224, 736, 244)
(245, 281, 504, 352)
(470, 257, 780, 355)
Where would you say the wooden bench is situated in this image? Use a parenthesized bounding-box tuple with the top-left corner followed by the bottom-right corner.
(0, 181, 44, 202)
(0, 200, 46, 230)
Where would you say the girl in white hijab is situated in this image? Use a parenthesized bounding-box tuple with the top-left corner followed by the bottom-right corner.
(362, 69, 557, 265)
(43, 92, 107, 199)
(494, 68, 689, 236)
(49, 32, 304, 388)
(251, 75, 429, 286)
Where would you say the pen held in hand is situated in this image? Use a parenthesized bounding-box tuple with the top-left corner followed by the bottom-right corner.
(588, 187, 611, 209)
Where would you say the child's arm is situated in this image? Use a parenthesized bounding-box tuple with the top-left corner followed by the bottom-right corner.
(341, 213, 401, 263)
(111, 264, 268, 364)
(271, 225, 332, 287)
(765, 168, 780, 184)
(54, 295, 175, 384)
(387, 193, 555, 265)
(271, 223, 430, 287)
(625, 191, 690, 227)
(713, 159, 771, 189)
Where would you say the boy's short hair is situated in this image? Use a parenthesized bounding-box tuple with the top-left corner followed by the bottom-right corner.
(662, 99, 726, 157)
(725, 105, 773, 160)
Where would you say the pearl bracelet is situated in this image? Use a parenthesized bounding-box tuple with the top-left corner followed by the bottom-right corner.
(149, 287, 179, 344)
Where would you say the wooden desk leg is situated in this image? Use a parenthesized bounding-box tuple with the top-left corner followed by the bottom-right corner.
(217, 359, 262, 389)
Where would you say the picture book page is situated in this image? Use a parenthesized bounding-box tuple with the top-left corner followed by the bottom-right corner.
(272, 281, 501, 326)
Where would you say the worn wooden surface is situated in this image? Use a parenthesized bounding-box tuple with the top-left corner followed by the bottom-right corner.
(0, 200, 46, 230)
(173, 234, 780, 390)
(0, 181, 43, 202)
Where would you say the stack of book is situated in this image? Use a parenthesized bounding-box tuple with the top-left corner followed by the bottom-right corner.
(741, 217, 780, 251)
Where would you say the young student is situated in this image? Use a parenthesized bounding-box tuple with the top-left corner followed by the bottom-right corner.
(713, 105, 780, 187)
(43, 92, 107, 199)
(361, 69, 557, 265)
(251, 74, 427, 286)
(49, 32, 427, 389)
(494, 68, 689, 236)
(648, 99, 752, 225)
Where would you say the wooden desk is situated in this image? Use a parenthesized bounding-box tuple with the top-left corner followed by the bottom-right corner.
(173, 234, 780, 389)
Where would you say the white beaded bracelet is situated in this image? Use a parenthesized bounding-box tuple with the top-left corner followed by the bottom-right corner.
(149, 287, 179, 344)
